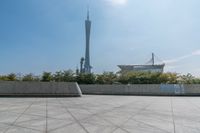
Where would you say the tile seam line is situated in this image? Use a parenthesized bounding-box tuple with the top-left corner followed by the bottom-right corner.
(131, 119, 172, 133)
(170, 97, 176, 133)
(110, 98, 159, 133)
(57, 98, 90, 133)
(3, 98, 38, 133)
(77, 100, 148, 133)
(3, 123, 42, 132)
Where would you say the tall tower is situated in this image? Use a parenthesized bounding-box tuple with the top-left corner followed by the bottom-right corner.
(84, 9, 92, 73)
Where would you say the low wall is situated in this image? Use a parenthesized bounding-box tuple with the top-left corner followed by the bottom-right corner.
(0, 81, 82, 97)
(80, 84, 200, 96)
(184, 84, 200, 95)
(1, 82, 199, 96)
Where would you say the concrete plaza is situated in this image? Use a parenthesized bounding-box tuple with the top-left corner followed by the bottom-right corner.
(0, 95, 200, 133)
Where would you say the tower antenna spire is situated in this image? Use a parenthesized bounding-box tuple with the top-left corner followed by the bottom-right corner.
(152, 52, 155, 65)
(87, 5, 90, 20)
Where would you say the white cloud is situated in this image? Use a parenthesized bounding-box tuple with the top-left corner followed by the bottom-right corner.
(166, 65, 178, 70)
(163, 54, 191, 64)
(106, 0, 128, 6)
(192, 50, 200, 55)
(163, 49, 200, 64)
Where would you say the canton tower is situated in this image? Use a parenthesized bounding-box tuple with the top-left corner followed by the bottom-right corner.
(84, 9, 92, 73)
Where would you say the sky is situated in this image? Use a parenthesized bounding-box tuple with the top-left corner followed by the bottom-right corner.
(0, 0, 200, 76)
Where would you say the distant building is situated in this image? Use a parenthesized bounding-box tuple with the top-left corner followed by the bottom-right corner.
(118, 53, 165, 73)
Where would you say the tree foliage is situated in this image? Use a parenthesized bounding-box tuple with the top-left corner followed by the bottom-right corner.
(76, 73, 96, 84)
(53, 70, 75, 82)
(41, 72, 53, 82)
(96, 72, 117, 84)
(118, 72, 178, 84)
(22, 73, 40, 81)
(0, 73, 17, 81)
(0, 70, 200, 84)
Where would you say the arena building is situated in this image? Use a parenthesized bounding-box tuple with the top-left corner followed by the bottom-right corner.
(118, 53, 165, 73)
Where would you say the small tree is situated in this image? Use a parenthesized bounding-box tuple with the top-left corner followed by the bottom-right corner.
(53, 71, 63, 82)
(7, 73, 17, 81)
(22, 73, 36, 81)
(0, 75, 8, 81)
(117, 72, 129, 84)
(96, 72, 117, 84)
(76, 73, 96, 84)
(53, 70, 75, 82)
(166, 72, 178, 84)
(95, 74, 104, 84)
(41, 72, 53, 82)
(178, 73, 195, 84)
(63, 70, 75, 82)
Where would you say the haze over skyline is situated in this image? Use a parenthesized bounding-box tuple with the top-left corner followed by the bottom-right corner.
(0, 0, 200, 76)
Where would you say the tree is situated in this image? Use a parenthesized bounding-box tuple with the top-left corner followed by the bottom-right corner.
(53, 71, 63, 82)
(41, 72, 53, 82)
(178, 73, 195, 84)
(76, 73, 96, 84)
(95, 74, 104, 84)
(192, 78, 200, 84)
(165, 73, 178, 84)
(0, 75, 8, 81)
(22, 73, 40, 81)
(96, 72, 117, 84)
(53, 70, 75, 82)
(7, 73, 17, 81)
(63, 70, 75, 82)
(117, 72, 129, 84)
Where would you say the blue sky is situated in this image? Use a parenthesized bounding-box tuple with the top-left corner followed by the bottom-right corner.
(0, 0, 200, 76)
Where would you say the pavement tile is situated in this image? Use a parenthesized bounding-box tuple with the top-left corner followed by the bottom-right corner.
(0, 96, 200, 133)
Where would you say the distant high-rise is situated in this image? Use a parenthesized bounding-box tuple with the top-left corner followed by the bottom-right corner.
(84, 9, 92, 73)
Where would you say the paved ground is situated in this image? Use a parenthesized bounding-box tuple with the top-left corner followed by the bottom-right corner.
(0, 96, 200, 133)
